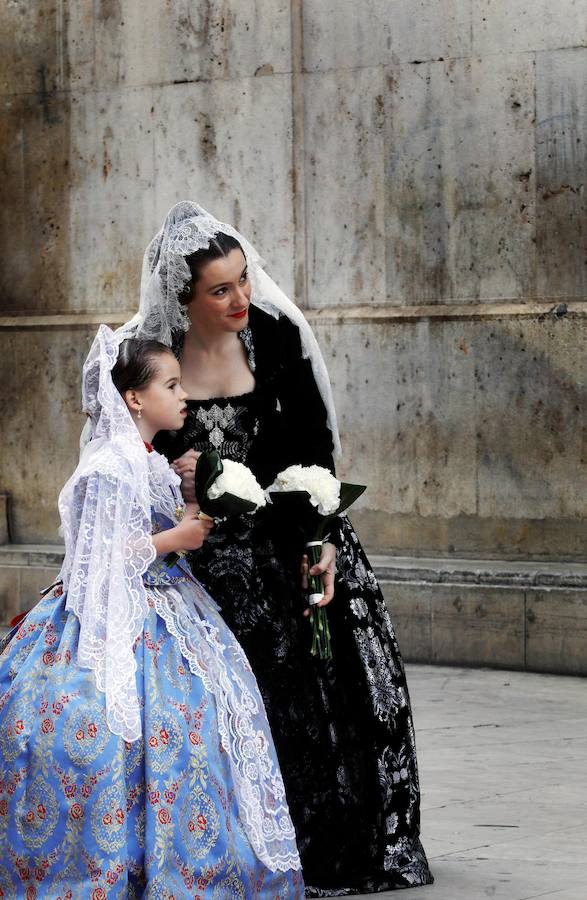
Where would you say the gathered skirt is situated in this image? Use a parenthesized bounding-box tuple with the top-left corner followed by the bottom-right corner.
(0, 586, 304, 898)
(188, 514, 434, 896)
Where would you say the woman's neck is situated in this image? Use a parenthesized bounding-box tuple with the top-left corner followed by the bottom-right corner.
(183, 322, 240, 357)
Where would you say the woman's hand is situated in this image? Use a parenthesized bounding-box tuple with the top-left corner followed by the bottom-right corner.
(172, 450, 200, 504)
(301, 541, 336, 617)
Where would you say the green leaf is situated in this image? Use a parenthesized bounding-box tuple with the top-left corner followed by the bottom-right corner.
(194, 450, 223, 508)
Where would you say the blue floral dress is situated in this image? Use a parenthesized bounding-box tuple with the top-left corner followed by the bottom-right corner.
(0, 505, 303, 897)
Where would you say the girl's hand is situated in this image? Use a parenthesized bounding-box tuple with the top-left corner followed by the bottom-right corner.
(174, 512, 213, 550)
(172, 450, 200, 504)
(301, 542, 336, 617)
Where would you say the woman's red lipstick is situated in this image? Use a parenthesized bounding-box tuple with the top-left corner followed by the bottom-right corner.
(229, 308, 248, 319)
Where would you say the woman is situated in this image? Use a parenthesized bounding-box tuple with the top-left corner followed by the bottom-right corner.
(137, 201, 433, 895)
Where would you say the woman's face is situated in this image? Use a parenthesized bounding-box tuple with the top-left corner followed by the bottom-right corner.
(188, 248, 252, 334)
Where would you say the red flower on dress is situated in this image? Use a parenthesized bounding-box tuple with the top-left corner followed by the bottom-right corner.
(41, 719, 54, 735)
(25, 811, 35, 823)
(148, 736, 158, 748)
(115, 808, 124, 824)
(70, 803, 83, 820)
(14, 720, 24, 735)
(25, 886, 37, 900)
(148, 790, 160, 805)
(42, 651, 55, 667)
(91, 890, 106, 900)
(197, 814, 207, 830)
(0, 799, 8, 816)
(188, 732, 201, 746)
(88, 723, 98, 738)
(75, 729, 85, 741)
(157, 808, 171, 825)
(102, 813, 112, 826)
(36, 804, 46, 820)
(159, 728, 169, 745)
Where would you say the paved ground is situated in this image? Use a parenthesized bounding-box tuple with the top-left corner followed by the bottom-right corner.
(336, 665, 587, 900)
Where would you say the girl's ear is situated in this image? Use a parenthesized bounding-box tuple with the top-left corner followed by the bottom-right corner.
(123, 389, 142, 415)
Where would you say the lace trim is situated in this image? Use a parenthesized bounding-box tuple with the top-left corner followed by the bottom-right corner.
(150, 582, 301, 873)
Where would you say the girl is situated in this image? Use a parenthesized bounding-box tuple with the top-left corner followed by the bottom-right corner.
(0, 325, 303, 898)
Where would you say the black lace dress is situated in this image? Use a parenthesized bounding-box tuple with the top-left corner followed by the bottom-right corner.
(155, 306, 433, 896)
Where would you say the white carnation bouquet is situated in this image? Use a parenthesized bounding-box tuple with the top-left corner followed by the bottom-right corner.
(195, 450, 266, 519)
(267, 464, 365, 659)
(165, 450, 265, 567)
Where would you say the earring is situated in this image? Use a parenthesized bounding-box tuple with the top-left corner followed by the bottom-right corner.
(137, 407, 142, 419)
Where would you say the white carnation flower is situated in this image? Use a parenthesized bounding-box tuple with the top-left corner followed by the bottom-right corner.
(267, 464, 341, 516)
(207, 460, 267, 509)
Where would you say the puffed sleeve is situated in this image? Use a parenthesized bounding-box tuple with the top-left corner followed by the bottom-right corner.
(272, 315, 343, 546)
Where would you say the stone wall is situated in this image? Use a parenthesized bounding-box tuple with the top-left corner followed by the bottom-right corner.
(1, 1, 586, 562)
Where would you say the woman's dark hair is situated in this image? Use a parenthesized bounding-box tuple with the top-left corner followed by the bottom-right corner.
(179, 233, 243, 303)
(112, 339, 174, 395)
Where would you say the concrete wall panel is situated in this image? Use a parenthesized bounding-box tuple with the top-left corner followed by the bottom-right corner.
(0, 328, 93, 543)
(302, 0, 472, 72)
(304, 67, 387, 307)
(472, 0, 587, 55)
(152, 75, 295, 298)
(67, 87, 157, 315)
(0, 92, 72, 314)
(67, 0, 291, 90)
(385, 54, 536, 304)
(536, 49, 587, 300)
(0, 1, 64, 96)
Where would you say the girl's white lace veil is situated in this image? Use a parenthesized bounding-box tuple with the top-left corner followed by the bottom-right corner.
(59, 324, 155, 743)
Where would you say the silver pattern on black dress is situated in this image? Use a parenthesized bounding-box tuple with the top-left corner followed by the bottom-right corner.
(157, 310, 433, 896)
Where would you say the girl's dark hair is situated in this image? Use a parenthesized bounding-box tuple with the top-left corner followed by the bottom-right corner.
(179, 233, 243, 303)
(112, 339, 174, 395)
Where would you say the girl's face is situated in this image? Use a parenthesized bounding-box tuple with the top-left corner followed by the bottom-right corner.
(128, 352, 188, 436)
(188, 248, 252, 334)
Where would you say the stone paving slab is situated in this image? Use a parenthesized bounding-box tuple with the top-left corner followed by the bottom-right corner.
(332, 665, 587, 900)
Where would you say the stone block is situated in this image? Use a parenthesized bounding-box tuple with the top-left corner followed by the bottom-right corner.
(303, 67, 387, 308)
(313, 312, 587, 559)
(0, 496, 9, 545)
(20, 566, 61, 609)
(313, 318, 478, 518)
(0, 1, 64, 96)
(0, 92, 72, 315)
(473, 316, 587, 520)
(0, 328, 92, 543)
(536, 49, 587, 300)
(380, 581, 432, 662)
(385, 54, 536, 304)
(302, 0, 472, 72)
(472, 0, 587, 55)
(430, 584, 526, 668)
(0, 567, 20, 626)
(526, 591, 587, 676)
(67, 0, 292, 91)
(67, 86, 157, 315)
(152, 75, 295, 298)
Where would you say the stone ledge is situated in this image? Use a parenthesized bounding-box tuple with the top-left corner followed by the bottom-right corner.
(1, 547, 585, 676)
(371, 554, 587, 589)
